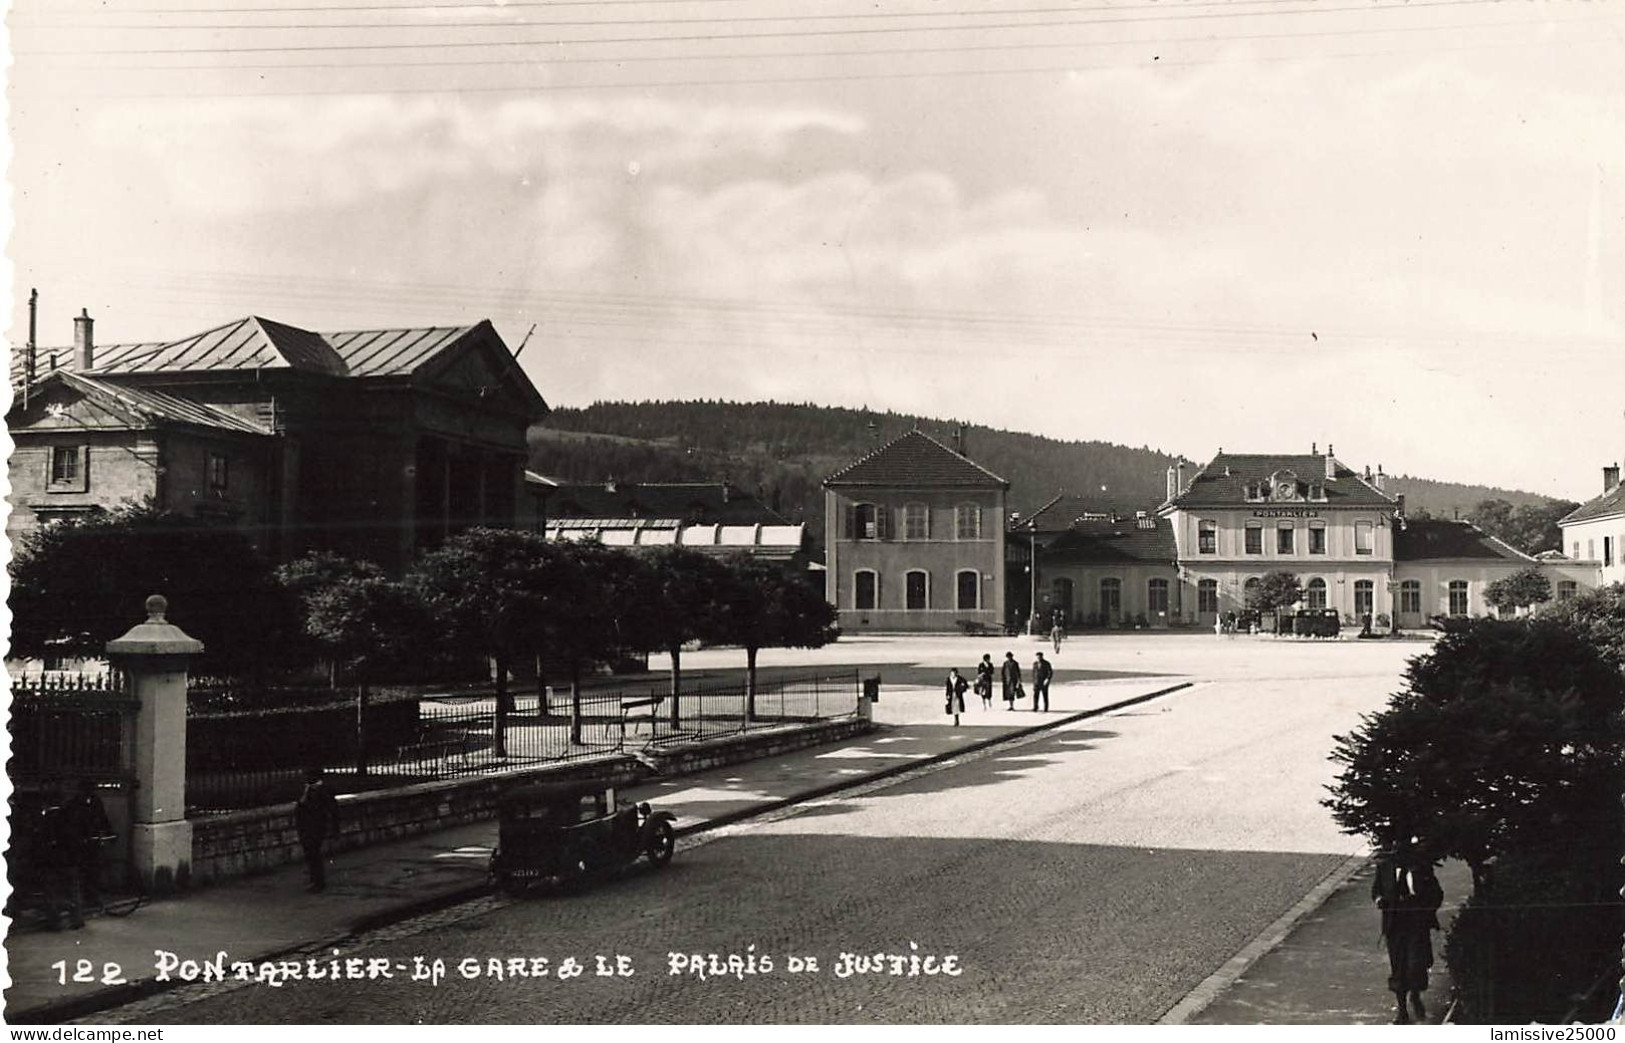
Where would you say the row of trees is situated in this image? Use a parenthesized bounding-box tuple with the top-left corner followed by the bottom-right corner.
(1324, 583, 1625, 1020)
(9, 505, 838, 756)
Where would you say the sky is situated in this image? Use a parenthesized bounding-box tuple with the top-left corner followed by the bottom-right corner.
(4, 0, 1623, 501)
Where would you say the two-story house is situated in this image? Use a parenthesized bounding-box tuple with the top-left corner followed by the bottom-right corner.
(1160, 446, 1399, 625)
(822, 430, 1008, 632)
(1559, 462, 1624, 587)
(7, 310, 549, 571)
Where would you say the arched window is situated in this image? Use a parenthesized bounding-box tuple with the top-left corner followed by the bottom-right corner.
(903, 502, 929, 541)
(1243, 576, 1261, 609)
(1197, 579, 1219, 614)
(956, 569, 980, 610)
(1400, 579, 1421, 614)
(905, 569, 929, 610)
(1147, 578, 1170, 614)
(855, 570, 880, 610)
(1052, 577, 1075, 620)
(1448, 580, 1469, 617)
(955, 503, 982, 540)
(1354, 579, 1374, 615)
(1098, 577, 1121, 620)
(1305, 577, 1327, 610)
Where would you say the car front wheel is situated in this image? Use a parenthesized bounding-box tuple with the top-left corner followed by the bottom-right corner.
(645, 820, 675, 867)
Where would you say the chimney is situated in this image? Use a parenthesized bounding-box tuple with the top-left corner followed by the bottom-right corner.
(1166, 466, 1177, 502)
(956, 422, 969, 457)
(1605, 463, 1621, 494)
(1396, 493, 1406, 518)
(1324, 443, 1336, 480)
(1175, 460, 1187, 496)
(73, 308, 94, 370)
(1374, 464, 1386, 492)
(1311, 442, 1318, 455)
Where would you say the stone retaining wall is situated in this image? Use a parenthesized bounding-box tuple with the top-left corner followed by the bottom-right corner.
(188, 716, 874, 886)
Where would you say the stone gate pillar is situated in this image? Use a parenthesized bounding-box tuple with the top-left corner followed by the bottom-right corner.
(105, 594, 203, 894)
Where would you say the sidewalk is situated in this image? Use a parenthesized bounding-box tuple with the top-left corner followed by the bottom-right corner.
(4, 674, 1187, 1024)
(1185, 858, 1476, 1025)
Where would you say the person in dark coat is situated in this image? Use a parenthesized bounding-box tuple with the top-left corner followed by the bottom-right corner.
(60, 779, 113, 907)
(1000, 652, 1022, 711)
(1371, 836, 1444, 1024)
(944, 669, 969, 727)
(38, 780, 108, 930)
(975, 654, 995, 710)
(295, 769, 341, 893)
(1032, 651, 1053, 711)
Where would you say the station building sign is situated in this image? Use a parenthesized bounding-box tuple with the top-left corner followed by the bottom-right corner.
(1251, 509, 1322, 518)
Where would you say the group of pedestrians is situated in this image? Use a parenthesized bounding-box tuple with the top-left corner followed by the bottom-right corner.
(945, 650, 1054, 726)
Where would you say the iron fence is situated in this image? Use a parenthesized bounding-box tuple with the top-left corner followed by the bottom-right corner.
(7, 673, 136, 781)
(183, 671, 860, 812)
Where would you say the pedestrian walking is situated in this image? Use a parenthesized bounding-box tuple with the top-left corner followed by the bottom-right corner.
(295, 768, 341, 893)
(1371, 836, 1444, 1024)
(1050, 616, 1065, 654)
(1000, 652, 1022, 711)
(975, 654, 995, 709)
(1032, 651, 1053, 711)
(944, 668, 969, 727)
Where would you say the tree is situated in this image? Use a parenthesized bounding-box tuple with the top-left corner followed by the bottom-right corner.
(1325, 617, 1625, 897)
(1482, 567, 1552, 615)
(301, 576, 430, 774)
(410, 529, 565, 757)
(1540, 581, 1625, 669)
(637, 548, 733, 731)
(542, 541, 651, 745)
(1246, 571, 1303, 629)
(7, 500, 295, 678)
(716, 557, 839, 719)
(276, 552, 388, 684)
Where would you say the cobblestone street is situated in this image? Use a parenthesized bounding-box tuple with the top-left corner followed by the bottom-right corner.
(106, 636, 1412, 1024)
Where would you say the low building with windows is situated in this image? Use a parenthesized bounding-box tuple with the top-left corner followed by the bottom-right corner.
(1020, 445, 1605, 630)
(822, 429, 1008, 632)
(1559, 462, 1624, 587)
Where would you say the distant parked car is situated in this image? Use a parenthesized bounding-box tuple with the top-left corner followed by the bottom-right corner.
(489, 779, 675, 895)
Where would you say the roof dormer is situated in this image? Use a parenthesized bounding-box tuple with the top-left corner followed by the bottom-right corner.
(1268, 470, 1300, 502)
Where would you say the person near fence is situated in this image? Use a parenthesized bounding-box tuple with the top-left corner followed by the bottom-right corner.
(975, 654, 995, 710)
(944, 669, 968, 727)
(1000, 652, 1022, 711)
(38, 780, 106, 930)
(1031, 651, 1053, 711)
(1371, 835, 1444, 1024)
(62, 779, 113, 907)
(295, 768, 341, 894)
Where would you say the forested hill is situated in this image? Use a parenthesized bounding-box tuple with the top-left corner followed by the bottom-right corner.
(529, 400, 1559, 549)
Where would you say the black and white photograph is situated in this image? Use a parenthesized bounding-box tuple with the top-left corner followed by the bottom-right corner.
(3, 0, 1624, 1028)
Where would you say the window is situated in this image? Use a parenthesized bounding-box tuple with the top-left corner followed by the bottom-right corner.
(1448, 580, 1469, 617)
(207, 452, 229, 495)
(956, 570, 980, 610)
(903, 503, 929, 541)
(1605, 536, 1615, 568)
(1308, 523, 1327, 555)
(1557, 580, 1578, 602)
(1245, 523, 1263, 555)
(905, 570, 929, 610)
(1198, 520, 1217, 554)
(1197, 579, 1218, 614)
(847, 503, 889, 541)
(1277, 523, 1295, 554)
(1588, 540, 1595, 560)
(1053, 577, 1075, 619)
(855, 570, 879, 610)
(47, 445, 87, 492)
(955, 503, 982, 540)
(1307, 483, 1325, 501)
(1400, 580, 1421, 613)
(1096, 578, 1121, 620)
(1573, 542, 1581, 559)
(1244, 482, 1266, 503)
(1354, 580, 1374, 615)
(1305, 578, 1327, 610)
(1148, 578, 1169, 614)
(1355, 521, 1374, 556)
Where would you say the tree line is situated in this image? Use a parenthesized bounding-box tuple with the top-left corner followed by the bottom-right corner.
(8, 504, 839, 758)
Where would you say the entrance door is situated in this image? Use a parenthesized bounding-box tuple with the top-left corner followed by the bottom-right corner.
(1052, 578, 1074, 623)
(1099, 578, 1122, 624)
(1147, 578, 1169, 626)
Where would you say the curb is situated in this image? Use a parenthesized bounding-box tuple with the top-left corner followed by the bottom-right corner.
(9, 680, 1196, 1025)
(1156, 851, 1371, 1025)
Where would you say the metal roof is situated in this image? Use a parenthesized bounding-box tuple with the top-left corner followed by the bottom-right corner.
(54, 371, 273, 435)
(324, 326, 477, 378)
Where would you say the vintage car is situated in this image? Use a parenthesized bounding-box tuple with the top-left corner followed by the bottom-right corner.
(488, 779, 676, 894)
